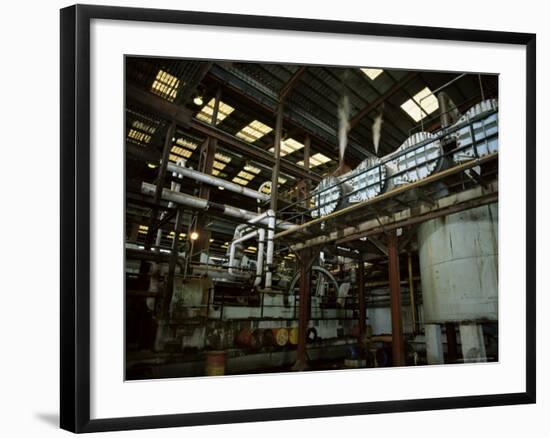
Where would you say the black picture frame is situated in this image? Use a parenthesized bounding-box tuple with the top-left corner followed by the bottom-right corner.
(60, 4, 536, 433)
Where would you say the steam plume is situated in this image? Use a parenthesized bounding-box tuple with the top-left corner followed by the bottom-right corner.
(338, 95, 351, 164)
(372, 113, 383, 155)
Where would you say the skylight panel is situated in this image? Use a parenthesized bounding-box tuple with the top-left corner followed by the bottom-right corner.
(195, 98, 235, 125)
(132, 120, 156, 135)
(151, 69, 180, 102)
(168, 231, 186, 240)
(212, 161, 227, 171)
(260, 178, 288, 194)
(244, 164, 261, 174)
(232, 176, 250, 186)
(175, 138, 197, 150)
(169, 146, 193, 162)
(360, 68, 384, 80)
(297, 153, 332, 168)
(127, 129, 152, 144)
(214, 152, 232, 163)
(237, 170, 256, 181)
(400, 87, 439, 122)
(211, 169, 227, 177)
(269, 138, 304, 157)
(236, 120, 273, 143)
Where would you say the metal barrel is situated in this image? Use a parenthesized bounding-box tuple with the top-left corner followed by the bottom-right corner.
(205, 351, 226, 376)
(235, 329, 253, 348)
(288, 327, 299, 346)
(272, 328, 289, 347)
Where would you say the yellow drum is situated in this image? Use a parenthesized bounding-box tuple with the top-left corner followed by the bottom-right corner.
(205, 351, 225, 376)
(288, 327, 299, 345)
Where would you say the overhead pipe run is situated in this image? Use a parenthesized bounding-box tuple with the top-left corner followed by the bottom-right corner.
(141, 183, 296, 231)
(165, 162, 270, 202)
(227, 210, 277, 288)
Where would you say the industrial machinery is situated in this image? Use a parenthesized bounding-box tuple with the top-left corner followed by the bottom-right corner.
(311, 99, 498, 218)
(127, 91, 499, 377)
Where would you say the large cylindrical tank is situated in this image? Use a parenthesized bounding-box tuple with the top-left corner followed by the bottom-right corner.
(418, 204, 498, 323)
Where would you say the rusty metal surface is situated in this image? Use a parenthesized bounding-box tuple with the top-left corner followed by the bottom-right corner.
(275, 153, 497, 243)
(289, 180, 498, 251)
(388, 231, 405, 366)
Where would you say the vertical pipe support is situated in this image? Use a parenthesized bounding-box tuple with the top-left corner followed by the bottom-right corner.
(388, 230, 405, 366)
(293, 248, 312, 371)
(357, 259, 366, 346)
(270, 102, 284, 213)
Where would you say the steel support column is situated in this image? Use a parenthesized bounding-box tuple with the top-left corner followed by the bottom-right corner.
(357, 258, 367, 352)
(193, 88, 221, 259)
(293, 248, 312, 371)
(388, 230, 405, 366)
(270, 102, 284, 212)
(143, 122, 176, 253)
(302, 134, 311, 210)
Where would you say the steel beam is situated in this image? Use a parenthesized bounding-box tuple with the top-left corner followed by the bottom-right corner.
(126, 85, 192, 127)
(388, 230, 405, 366)
(279, 66, 306, 101)
(286, 180, 497, 251)
(275, 153, 498, 242)
(190, 119, 321, 182)
(349, 72, 418, 130)
(127, 83, 319, 182)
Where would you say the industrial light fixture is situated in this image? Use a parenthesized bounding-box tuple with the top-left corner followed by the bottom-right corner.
(190, 231, 199, 241)
(147, 163, 158, 169)
(193, 95, 204, 106)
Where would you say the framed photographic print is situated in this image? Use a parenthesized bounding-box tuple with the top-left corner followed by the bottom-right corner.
(60, 4, 536, 433)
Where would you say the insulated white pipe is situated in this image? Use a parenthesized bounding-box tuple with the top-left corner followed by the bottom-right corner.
(228, 229, 259, 276)
(227, 210, 274, 285)
(142, 182, 296, 230)
(152, 160, 184, 281)
(254, 228, 265, 287)
(265, 210, 276, 289)
(166, 162, 270, 202)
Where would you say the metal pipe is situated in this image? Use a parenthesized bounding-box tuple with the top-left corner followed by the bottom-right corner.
(142, 182, 295, 230)
(437, 92, 452, 128)
(420, 73, 467, 101)
(388, 231, 405, 366)
(275, 153, 498, 241)
(228, 229, 258, 276)
(265, 211, 276, 288)
(166, 162, 270, 202)
(155, 159, 185, 252)
(254, 228, 266, 287)
(270, 102, 284, 212)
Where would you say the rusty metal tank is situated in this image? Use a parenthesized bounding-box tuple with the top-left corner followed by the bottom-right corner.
(417, 204, 498, 323)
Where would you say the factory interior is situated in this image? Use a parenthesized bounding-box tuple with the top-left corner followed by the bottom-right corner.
(125, 58, 499, 379)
